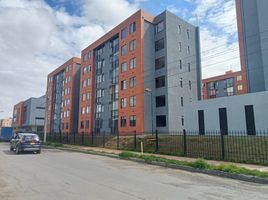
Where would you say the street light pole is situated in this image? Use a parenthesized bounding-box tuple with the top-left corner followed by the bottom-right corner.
(145, 88, 153, 135)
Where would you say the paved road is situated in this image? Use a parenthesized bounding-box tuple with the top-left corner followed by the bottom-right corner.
(0, 143, 267, 200)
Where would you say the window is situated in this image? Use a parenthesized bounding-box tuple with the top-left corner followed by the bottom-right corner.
(86, 106, 90, 114)
(87, 65, 91, 72)
(238, 85, 243, 91)
(155, 38, 164, 51)
(181, 116, 184, 126)
(88, 50, 92, 59)
(96, 104, 104, 113)
(130, 96, 136, 107)
(180, 78, 183, 88)
(80, 121, 84, 129)
(87, 78, 91, 86)
(82, 93, 86, 101)
(178, 25, 181, 34)
(121, 80, 127, 90)
(130, 57, 136, 69)
(121, 44, 127, 56)
(97, 89, 104, 98)
(81, 107, 85, 115)
(181, 97, 183, 107)
(130, 22, 136, 33)
(82, 80, 86, 88)
(156, 95, 165, 107)
(129, 39, 136, 51)
(156, 115, 166, 127)
(237, 75, 242, 81)
(83, 54, 88, 62)
(83, 67, 87, 75)
(155, 76, 165, 88)
(129, 76, 136, 88)
(121, 62, 127, 72)
(179, 42, 182, 52)
(86, 120, 90, 128)
(155, 21, 164, 33)
(120, 98, 127, 108)
(187, 29, 190, 39)
(121, 27, 127, 39)
(188, 63, 191, 72)
(120, 116, 126, 127)
(179, 60, 182, 69)
(155, 57, 165, 70)
(227, 87, 234, 96)
(187, 46, 190, 54)
(97, 74, 104, 83)
(189, 80, 192, 90)
(86, 92, 90, 100)
(130, 115, 136, 127)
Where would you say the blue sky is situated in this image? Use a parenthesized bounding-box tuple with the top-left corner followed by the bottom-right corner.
(0, 0, 240, 118)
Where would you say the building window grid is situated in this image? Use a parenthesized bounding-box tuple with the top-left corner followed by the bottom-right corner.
(130, 115, 136, 127)
(130, 57, 136, 69)
(130, 96, 136, 107)
(129, 76, 136, 88)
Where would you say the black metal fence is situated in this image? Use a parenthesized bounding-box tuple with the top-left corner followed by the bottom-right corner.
(40, 130, 268, 165)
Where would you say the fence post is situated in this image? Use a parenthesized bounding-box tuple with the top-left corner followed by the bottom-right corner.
(54, 133, 56, 143)
(73, 132, 76, 145)
(134, 131, 137, 151)
(155, 130, 159, 152)
(66, 132, 69, 144)
(103, 131, 105, 148)
(183, 129, 187, 156)
(59, 131, 62, 143)
(117, 131, 119, 149)
(91, 131, 94, 146)
(220, 132, 225, 160)
(82, 132, 84, 145)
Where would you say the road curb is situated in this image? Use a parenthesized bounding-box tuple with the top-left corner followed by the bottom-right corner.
(46, 145, 268, 185)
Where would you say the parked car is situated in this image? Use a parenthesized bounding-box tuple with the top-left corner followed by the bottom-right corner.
(10, 133, 41, 154)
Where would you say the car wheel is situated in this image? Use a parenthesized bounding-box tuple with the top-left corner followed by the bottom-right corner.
(10, 146, 13, 151)
(15, 146, 20, 154)
(36, 150, 41, 154)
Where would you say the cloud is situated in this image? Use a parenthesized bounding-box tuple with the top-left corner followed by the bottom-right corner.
(188, 0, 240, 78)
(0, 0, 143, 119)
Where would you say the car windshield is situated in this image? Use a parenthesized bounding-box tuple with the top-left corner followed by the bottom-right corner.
(22, 135, 39, 141)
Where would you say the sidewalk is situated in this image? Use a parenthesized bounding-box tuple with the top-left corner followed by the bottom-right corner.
(55, 144, 268, 172)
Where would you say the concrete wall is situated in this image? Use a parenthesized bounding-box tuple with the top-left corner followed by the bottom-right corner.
(184, 91, 268, 133)
(143, 20, 156, 133)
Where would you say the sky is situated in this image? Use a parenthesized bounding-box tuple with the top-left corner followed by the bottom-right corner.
(0, 0, 240, 119)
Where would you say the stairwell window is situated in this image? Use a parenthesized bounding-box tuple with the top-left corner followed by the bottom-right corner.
(129, 39, 136, 51)
(155, 38, 164, 51)
(155, 21, 164, 33)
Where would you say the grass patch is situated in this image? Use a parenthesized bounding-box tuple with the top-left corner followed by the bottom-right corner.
(119, 151, 268, 179)
(44, 142, 63, 147)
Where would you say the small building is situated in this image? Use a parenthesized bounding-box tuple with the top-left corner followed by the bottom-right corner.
(12, 96, 46, 133)
(202, 70, 247, 100)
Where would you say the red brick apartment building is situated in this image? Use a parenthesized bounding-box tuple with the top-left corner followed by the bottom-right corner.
(202, 70, 247, 100)
(45, 57, 81, 134)
(12, 101, 24, 128)
(78, 9, 201, 134)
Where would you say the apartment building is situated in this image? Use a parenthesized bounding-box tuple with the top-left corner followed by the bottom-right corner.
(236, 0, 268, 93)
(202, 70, 247, 100)
(12, 96, 45, 133)
(79, 9, 201, 134)
(0, 118, 12, 128)
(12, 101, 24, 128)
(45, 57, 81, 134)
